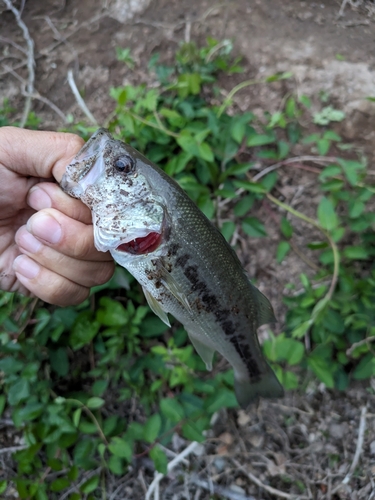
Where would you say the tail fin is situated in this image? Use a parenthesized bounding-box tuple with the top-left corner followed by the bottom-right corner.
(234, 367, 284, 409)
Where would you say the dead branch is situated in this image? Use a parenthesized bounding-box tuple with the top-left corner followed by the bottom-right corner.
(0, 444, 27, 455)
(252, 156, 338, 182)
(4, 64, 67, 122)
(191, 476, 257, 500)
(145, 441, 201, 500)
(2, 0, 35, 128)
(232, 458, 310, 499)
(0, 35, 27, 54)
(347, 335, 375, 356)
(67, 68, 98, 126)
(343, 405, 367, 484)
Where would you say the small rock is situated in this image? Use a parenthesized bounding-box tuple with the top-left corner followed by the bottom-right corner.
(370, 440, 375, 455)
(218, 432, 234, 446)
(213, 457, 226, 472)
(248, 426, 264, 448)
(297, 11, 313, 21)
(329, 422, 348, 440)
(237, 410, 251, 427)
(230, 484, 246, 495)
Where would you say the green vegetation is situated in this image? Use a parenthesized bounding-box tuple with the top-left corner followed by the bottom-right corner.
(0, 38, 374, 498)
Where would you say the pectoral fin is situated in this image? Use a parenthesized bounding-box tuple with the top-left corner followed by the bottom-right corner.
(142, 287, 171, 327)
(187, 333, 215, 371)
(158, 264, 191, 313)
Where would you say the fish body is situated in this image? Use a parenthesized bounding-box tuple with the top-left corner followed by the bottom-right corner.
(61, 128, 284, 408)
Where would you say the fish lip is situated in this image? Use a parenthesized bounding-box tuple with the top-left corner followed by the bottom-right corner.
(115, 211, 166, 255)
(61, 128, 112, 196)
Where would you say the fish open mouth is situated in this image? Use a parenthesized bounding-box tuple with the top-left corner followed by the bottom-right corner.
(116, 231, 162, 255)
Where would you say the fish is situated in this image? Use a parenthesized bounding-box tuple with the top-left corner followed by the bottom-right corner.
(60, 128, 284, 408)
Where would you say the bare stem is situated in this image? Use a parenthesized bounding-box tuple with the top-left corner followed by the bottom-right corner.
(2, 0, 35, 127)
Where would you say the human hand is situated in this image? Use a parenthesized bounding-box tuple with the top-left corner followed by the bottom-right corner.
(0, 126, 114, 306)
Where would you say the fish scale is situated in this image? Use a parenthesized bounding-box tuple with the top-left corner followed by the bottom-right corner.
(61, 128, 284, 408)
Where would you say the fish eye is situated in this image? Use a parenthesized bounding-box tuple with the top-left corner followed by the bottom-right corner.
(114, 156, 134, 174)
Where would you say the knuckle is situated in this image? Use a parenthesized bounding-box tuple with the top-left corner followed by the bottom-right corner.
(88, 261, 115, 287)
(72, 231, 94, 259)
(49, 280, 89, 307)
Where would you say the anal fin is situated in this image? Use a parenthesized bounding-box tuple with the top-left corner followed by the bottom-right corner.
(187, 333, 215, 371)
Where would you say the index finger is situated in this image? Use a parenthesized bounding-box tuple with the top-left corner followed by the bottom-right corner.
(0, 126, 84, 181)
(28, 182, 93, 225)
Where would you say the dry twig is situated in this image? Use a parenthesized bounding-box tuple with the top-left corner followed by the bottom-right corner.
(347, 335, 375, 356)
(2, 0, 35, 127)
(0, 445, 27, 455)
(145, 441, 201, 500)
(232, 458, 310, 499)
(191, 476, 257, 500)
(252, 156, 338, 182)
(342, 405, 367, 484)
(67, 68, 98, 126)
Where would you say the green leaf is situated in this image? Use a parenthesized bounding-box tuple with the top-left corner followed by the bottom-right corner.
(50, 478, 70, 492)
(277, 140, 289, 159)
(247, 133, 276, 147)
(280, 217, 293, 239)
(338, 158, 365, 186)
(260, 171, 278, 192)
(353, 353, 375, 380)
(233, 180, 266, 193)
(108, 455, 124, 475)
(343, 246, 369, 260)
(160, 398, 185, 422)
(234, 195, 255, 217)
(205, 388, 237, 413)
(50, 348, 69, 377)
(0, 395, 5, 417)
(276, 241, 290, 263)
(80, 475, 99, 494)
(292, 320, 312, 339)
(348, 200, 365, 218)
(108, 437, 132, 461)
(8, 379, 30, 405)
(144, 413, 162, 443)
(242, 217, 267, 237)
(307, 356, 334, 388)
(317, 138, 330, 155)
(150, 446, 168, 475)
(96, 297, 129, 327)
(69, 312, 100, 350)
(182, 421, 205, 442)
(73, 408, 82, 428)
(277, 337, 305, 365)
(86, 397, 105, 410)
(221, 221, 236, 242)
(222, 162, 254, 180)
(313, 107, 345, 126)
(317, 197, 338, 231)
(0, 481, 7, 495)
(197, 142, 214, 162)
(318, 165, 341, 181)
(0, 356, 23, 374)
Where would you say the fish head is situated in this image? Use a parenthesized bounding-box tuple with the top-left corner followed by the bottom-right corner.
(61, 128, 166, 256)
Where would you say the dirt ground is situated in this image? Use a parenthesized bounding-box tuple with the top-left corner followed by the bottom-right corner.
(1, 0, 375, 499)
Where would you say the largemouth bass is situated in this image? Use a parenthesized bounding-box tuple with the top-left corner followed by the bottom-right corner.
(61, 128, 284, 408)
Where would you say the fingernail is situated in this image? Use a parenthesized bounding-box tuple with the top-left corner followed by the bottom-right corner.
(13, 255, 40, 280)
(27, 213, 62, 244)
(17, 229, 42, 253)
(28, 186, 52, 210)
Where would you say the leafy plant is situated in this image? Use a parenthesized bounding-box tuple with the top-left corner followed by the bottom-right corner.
(1, 37, 375, 498)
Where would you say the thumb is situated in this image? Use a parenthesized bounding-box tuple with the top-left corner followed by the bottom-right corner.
(0, 127, 84, 182)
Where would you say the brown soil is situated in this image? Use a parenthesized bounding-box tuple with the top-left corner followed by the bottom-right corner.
(1, 0, 375, 499)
